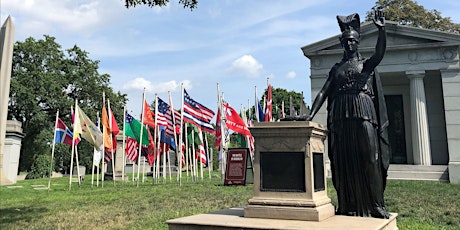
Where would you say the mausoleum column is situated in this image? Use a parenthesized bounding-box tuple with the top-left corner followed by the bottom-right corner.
(406, 71, 432, 165)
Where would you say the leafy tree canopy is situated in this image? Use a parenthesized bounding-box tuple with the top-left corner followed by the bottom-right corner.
(9, 35, 127, 173)
(124, 0, 198, 10)
(259, 87, 310, 121)
(366, 0, 460, 33)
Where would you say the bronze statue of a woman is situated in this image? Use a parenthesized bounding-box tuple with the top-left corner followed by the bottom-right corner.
(306, 10, 391, 218)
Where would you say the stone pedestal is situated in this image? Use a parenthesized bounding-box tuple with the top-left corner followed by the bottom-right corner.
(167, 207, 398, 230)
(244, 121, 334, 221)
(113, 133, 125, 181)
(0, 120, 24, 185)
(166, 121, 398, 229)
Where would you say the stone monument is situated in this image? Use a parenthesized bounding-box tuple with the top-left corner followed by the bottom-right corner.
(0, 16, 16, 185)
(166, 9, 398, 229)
(244, 121, 334, 221)
(3, 121, 24, 184)
(166, 120, 397, 230)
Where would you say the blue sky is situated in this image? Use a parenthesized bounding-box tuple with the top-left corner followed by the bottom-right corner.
(2, 0, 459, 118)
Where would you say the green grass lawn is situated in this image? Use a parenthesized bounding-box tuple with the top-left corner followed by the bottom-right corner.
(1, 173, 459, 229)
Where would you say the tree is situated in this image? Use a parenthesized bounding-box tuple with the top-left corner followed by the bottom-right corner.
(366, 0, 460, 33)
(260, 87, 309, 121)
(9, 35, 127, 173)
(124, 0, 198, 10)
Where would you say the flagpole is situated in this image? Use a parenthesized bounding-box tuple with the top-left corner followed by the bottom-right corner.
(91, 112, 99, 187)
(108, 99, 116, 187)
(185, 123, 189, 181)
(102, 92, 106, 188)
(73, 105, 82, 187)
(193, 138, 197, 182)
(122, 105, 126, 185)
(96, 112, 101, 187)
(179, 83, 185, 186)
(74, 107, 82, 186)
(131, 114, 136, 184)
(191, 130, 196, 182)
(167, 145, 172, 182)
(132, 131, 136, 184)
(217, 83, 223, 179)
(157, 96, 167, 183)
(221, 92, 227, 181)
(69, 101, 77, 191)
(153, 94, 159, 184)
(163, 142, 167, 183)
(75, 147, 81, 186)
(168, 91, 180, 184)
(191, 126, 197, 182)
(248, 99, 250, 122)
(198, 130, 204, 181)
(205, 132, 211, 179)
(181, 84, 189, 182)
(48, 110, 59, 192)
(137, 88, 146, 187)
(155, 125, 160, 184)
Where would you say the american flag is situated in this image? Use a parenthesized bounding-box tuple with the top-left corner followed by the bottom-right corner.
(183, 89, 215, 133)
(125, 137, 138, 162)
(165, 109, 181, 137)
(156, 98, 170, 127)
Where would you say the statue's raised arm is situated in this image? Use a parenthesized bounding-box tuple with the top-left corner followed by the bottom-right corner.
(365, 9, 386, 72)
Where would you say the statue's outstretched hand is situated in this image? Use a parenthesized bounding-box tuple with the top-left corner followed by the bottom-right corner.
(373, 8, 385, 28)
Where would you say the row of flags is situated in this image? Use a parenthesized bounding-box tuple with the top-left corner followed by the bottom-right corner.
(50, 80, 300, 188)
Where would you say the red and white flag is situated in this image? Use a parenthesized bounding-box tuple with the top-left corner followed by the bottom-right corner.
(125, 137, 139, 162)
(223, 102, 251, 136)
(264, 84, 272, 122)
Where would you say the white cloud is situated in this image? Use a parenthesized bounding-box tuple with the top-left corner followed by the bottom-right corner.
(1, 0, 132, 38)
(286, 71, 297, 79)
(227, 55, 263, 77)
(123, 77, 153, 91)
(122, 78, 192, 93)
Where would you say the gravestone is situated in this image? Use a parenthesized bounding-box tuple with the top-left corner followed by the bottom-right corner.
(0, 16, 15, 185)
(244, 121, 334, 221)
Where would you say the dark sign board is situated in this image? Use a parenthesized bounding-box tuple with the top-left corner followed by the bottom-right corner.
(313, 152, 325, 192)
(260, 152, 305, 192)
(224, 148, 252, 186)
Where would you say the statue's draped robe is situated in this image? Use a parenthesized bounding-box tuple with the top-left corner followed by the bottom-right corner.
(326, 57, 390, 218)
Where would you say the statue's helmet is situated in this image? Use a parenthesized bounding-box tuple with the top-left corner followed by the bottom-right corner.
(341, 29, 360, 41)
(337, 13, 361, 42)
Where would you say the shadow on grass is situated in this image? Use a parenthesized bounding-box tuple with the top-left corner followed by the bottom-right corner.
(0, 206, 49, 225)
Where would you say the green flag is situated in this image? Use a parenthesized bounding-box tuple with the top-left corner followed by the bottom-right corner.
(125, 113, 150, 145)
(236, 134, 247, 148)
(187, 123, 202, 147)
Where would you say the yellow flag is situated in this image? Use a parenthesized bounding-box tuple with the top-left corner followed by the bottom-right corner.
(73, 105, 82, 140)
(76, 104, 103, 150)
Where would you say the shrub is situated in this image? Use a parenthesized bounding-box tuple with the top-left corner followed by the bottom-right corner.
(26, 154, 53, 179)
